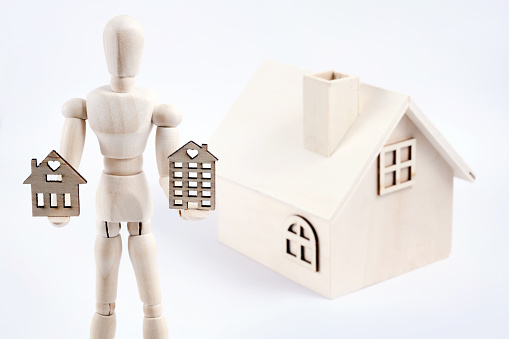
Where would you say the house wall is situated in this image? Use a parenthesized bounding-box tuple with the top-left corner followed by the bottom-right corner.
(331, 114, 454, 298)
(31, 183, 80, 217)
(217, 178, 332, 297)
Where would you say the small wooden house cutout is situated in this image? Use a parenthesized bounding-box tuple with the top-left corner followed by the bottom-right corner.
(209, 61, 475, 299)
(167, 141, 218, 210)
(23, 150, 87, 217)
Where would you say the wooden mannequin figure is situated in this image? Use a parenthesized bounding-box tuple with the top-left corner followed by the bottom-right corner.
(51, 15, 208, 339)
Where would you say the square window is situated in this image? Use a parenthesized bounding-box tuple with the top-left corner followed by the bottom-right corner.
(401, 166, 412, 183)
(384, 150, 396, 167)
(385, 171, 396, 188)
(174, 199, 183, 206)
(174, 171, 182, 178)
(378, 138, 416, 196)
(174, 190, 183, 196)
(173, 162, 182, 168)
(189, 172, 198, 179)
(202, 163, 212, 169)
(189, 181, 198, 188)
(189, 190, 198, 197)
(188, 201, 199, 209)
(202, 200, 211, 207)
(174, 181, 183, 187)
(202, 191, 211, 197)
(401, 146, 412, 162)
(202, 172, 211, 179)
(202, 182, 211, 188)
(188, 163, 198, 169)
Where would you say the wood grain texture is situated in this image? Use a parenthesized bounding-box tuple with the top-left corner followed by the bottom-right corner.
(103, 155, 143, 176)
(152, 104, 182, 127)
(95, 235, 122, 305)
(217, 177, 332, 297)
(212, 61, 474, 299)
(156, 127, 179, 178)
(303, 71, 359, 157)
(143, 316, 168, 339)
(86, 85, 157, 159)
(103, 15, 144, 78)
(128, 233, 162, 306)
(60, 118, 86, 169)
(62, 98, 87, 119)
(96, 172, 153, 222)
(90, 312, 116, 339)
(330, 115, 454, 298)
(24, 150, 86, 217)
(167, 141, 217, 211)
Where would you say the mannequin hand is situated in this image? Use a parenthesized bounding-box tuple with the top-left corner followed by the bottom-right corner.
(48, 216, 70, 227)
(179, 209, 209, 221)
(159, 176, 210, 220)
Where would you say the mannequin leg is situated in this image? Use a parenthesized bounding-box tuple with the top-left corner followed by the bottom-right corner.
(128, 220, 168, 339)
(91, 220, 122, 339)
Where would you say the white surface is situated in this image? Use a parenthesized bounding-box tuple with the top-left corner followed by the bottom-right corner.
(0, 1, 507, 338)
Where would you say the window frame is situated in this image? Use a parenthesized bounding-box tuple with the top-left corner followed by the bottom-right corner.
(378, 138, 416, 196)
(283, 216, 319, 272)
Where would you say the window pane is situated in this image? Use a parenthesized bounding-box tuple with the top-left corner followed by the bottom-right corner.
(401, 166, 412, 183)
(46, 174, 62, 182)
(401, 146, 411, 162)
(384, 150, 396, 167)
(50, 193, 57, 207)
(384, 171, 396, 188)
(64, 193, 71, 207)
(37, 193, 44, 207)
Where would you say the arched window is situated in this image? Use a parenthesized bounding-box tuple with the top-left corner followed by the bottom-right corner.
(283, 216, 318, 272)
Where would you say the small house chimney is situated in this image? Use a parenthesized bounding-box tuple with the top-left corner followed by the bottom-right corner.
(303, 71, 360, 157)
(31, 159, 38, 172)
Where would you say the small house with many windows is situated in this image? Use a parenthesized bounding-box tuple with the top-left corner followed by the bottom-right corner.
(209, 61, 475, 299)
(167, 141, 217, 211)
(24, 150, 87, 217)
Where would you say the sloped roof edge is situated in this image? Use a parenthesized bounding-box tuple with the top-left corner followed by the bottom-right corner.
(23, 150, 87, 184)
(407, 99, 475, 182)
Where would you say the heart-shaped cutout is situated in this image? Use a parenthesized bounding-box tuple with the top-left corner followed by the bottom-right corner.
(187, 149, 199, 159)
(48, 161, 61, 171)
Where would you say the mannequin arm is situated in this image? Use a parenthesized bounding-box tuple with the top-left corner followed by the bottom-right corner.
(153, 104, 208, 221)
(49, 98, 87, 227)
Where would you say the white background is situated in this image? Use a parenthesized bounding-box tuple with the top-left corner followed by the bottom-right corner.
(1, 0, 507, 338)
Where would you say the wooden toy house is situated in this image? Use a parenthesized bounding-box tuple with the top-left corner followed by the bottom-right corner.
(24, 150, 87, 217)
(167, 141, 217, 210)
(209, 61, 475, 299)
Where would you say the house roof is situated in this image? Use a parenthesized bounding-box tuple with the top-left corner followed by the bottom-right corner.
(168, 141, 218, 162)
(23, 150, 87, 185)
(209, 61, 475, 221)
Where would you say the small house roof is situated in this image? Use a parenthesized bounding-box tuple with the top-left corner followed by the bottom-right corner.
(209, 61, 475, 221)
(23, 150, 87, 185)
(168, 141, 218, 162)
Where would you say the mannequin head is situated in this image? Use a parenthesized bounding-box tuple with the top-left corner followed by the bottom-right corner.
(103, 15, 144, 92)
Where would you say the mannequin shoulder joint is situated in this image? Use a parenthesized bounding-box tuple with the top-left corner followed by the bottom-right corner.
(62, 98, 87, 120)
(152, 104, 182, 127)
